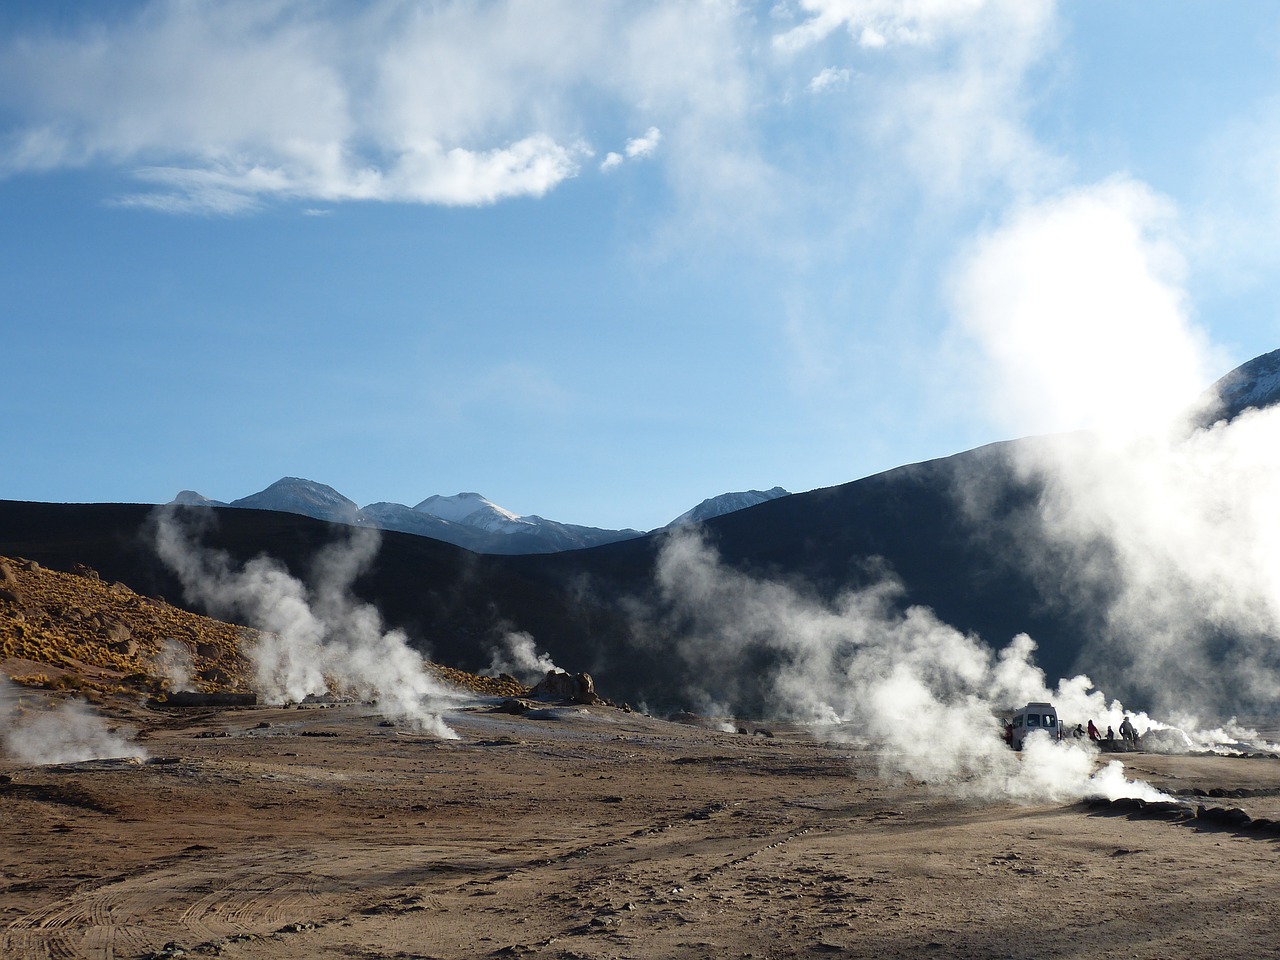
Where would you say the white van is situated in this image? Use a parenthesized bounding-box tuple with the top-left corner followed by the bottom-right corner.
(1008, 702, 1060, 750)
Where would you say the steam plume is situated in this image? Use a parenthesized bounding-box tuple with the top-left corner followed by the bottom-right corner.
(153, 508, 459, 737)
(951, 177, 1280, 720)
(1, 677, 146, 764)
(650, 530, 1170, 803)
(156, 637, 196, 692)
(483, 630, 561, 686)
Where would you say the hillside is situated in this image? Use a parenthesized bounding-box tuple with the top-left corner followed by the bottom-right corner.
(0, 553, 524, 707)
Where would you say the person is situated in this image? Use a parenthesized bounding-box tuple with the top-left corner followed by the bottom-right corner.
(1087, 719, 1100, 741)
(1119, 715, 1136, 745)
(1073, 723, 1084, 739)
(1003, 720, 1013, 746)
(1106, 725, 1115, 741)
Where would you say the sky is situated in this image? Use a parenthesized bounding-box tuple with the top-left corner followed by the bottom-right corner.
(5, 1, 1280, 532)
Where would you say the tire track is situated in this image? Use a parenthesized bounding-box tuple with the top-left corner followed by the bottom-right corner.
(4, 851, 329, 960)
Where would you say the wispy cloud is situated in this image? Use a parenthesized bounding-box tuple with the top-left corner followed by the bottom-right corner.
(807, 67, 851, 93)
(600, 126, 661, 171)
(0, 2, 647, 211)
(775, 0, 1061, 198)
(0, 0, 1060, 219)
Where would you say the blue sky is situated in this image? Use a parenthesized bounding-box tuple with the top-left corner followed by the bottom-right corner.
(4, 1, 1280, 531)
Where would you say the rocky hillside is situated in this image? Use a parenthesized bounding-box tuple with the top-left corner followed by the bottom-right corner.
(0, 556, 523, 706)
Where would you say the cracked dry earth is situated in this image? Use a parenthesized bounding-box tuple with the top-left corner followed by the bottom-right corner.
(3, 701, 1280, 960)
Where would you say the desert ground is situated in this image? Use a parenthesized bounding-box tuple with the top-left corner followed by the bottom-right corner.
(2, 694, 1280, 960)
(3, 557, 1280, 959)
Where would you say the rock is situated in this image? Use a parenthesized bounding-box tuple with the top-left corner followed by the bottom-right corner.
(0, 585, 23, 606)
(104, 620, 133, 644)
(197, 667, 233, 686)
(493, 698, 534, 715)
(530, 670, 602, 705)
(71, 563, 100, 580)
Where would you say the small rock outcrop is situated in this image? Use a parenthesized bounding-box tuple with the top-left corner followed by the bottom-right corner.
(530, 670, 601, 705)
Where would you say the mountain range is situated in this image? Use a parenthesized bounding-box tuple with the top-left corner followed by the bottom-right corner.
(172, 483, 791, 555)
(4, 348, 1279, 714)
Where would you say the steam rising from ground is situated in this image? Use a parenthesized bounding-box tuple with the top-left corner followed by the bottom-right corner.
(156, 637, 196, 693)
(994, 413, 1280, 717)
(0, 677, 146, 764)
(153, 508, 459, 737)
(951, 177, 1280, 719)
(652, 531, 1170, 803)
(484, 631, 561, 686)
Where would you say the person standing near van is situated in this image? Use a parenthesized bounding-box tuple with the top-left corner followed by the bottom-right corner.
(1087, 720, 1100, 741)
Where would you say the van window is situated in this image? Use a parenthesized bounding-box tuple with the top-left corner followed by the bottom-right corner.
(1027, 715, 1040, 727)
(1013, 716, 1023, 728)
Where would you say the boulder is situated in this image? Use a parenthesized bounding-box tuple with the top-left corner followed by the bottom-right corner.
(492, 698, 535, 715)
(530, 670, 601, 705)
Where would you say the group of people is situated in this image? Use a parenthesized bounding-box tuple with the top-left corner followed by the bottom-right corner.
(1074, 715, 1140, 746)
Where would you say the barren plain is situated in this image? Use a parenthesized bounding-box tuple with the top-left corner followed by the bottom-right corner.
(2, 697, 1280, 960)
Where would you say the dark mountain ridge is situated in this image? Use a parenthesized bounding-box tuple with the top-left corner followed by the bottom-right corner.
(5, 348, 1279, 715)
(0, 441, 1056, 713)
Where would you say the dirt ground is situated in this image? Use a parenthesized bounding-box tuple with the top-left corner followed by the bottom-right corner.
(2, 696, 1280, 960)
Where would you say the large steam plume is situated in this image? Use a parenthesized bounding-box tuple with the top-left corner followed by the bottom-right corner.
(649, 530, 1170, 803)
(950, 177, 1280, 721)
(153, 508, 459, 737)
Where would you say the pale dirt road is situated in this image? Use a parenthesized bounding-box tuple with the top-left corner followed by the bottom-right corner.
(3, 699, 1279, 960)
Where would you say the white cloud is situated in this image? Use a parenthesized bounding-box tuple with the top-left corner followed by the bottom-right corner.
(776, 0, 1061, 198)
(949, 177, 1220, 436)
(808, 67, 851, 93)
(624, 126, 662, 159)
(600, 126, 661, 172)
(0, 3, 688, 211)
(776, 0, 1013, 53)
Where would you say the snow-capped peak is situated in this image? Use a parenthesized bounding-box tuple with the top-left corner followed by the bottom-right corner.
(413, 492, 534, 533)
